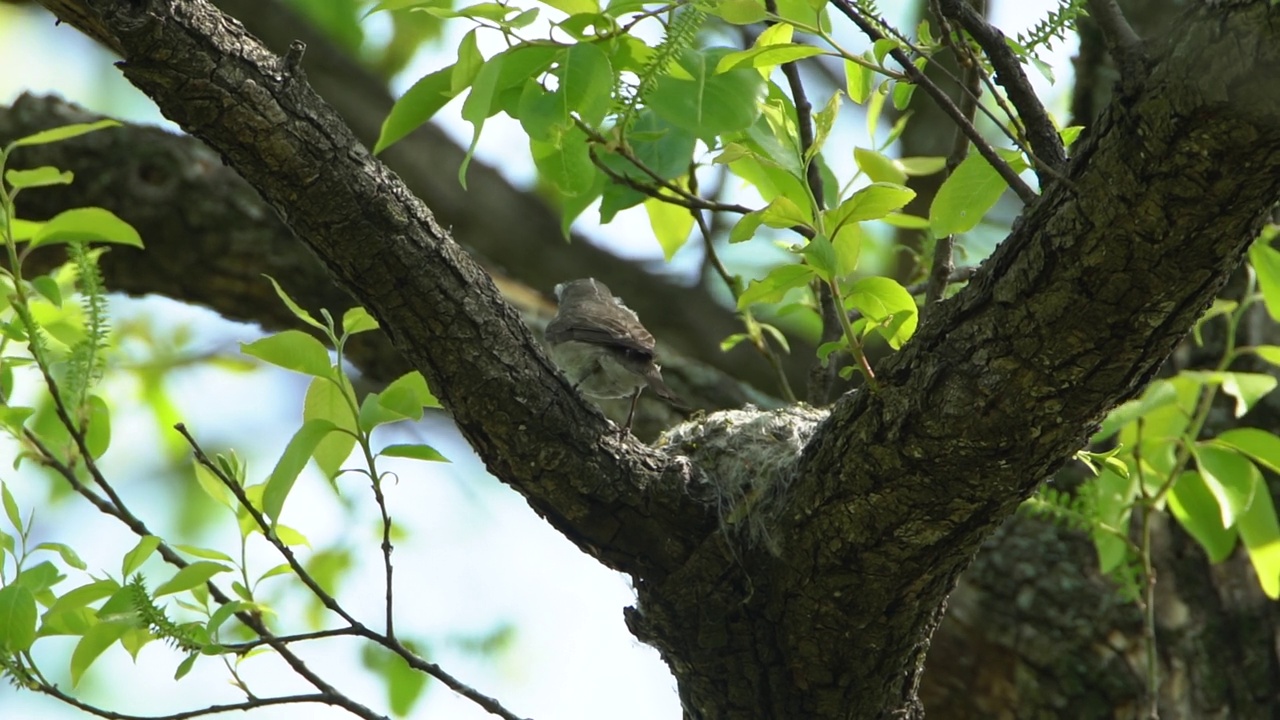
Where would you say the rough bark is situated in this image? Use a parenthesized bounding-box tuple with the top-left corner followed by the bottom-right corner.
(24, 0, 1280, 718)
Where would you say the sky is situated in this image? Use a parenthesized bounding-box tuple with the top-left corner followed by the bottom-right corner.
(0, 2, 1076, 719)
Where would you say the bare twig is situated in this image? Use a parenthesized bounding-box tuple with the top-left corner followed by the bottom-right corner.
(33, 685, 338, 720)
(219, 627, 361, 654)
(829, 0, 1038, 205)
(176, 424, 530, 720)
(21, 431, 386, 720)
(688, 169, 798, 403)
(935, 0, 1067, 180)
(926, 6, 982, 305)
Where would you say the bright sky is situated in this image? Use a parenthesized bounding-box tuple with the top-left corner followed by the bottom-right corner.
(0, 2, 1075, 719)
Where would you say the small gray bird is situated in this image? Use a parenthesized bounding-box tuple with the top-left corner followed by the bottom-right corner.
(546, 278, 684, 432)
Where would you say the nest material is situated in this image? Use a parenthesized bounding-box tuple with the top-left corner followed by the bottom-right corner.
(656, 404, 829, 555)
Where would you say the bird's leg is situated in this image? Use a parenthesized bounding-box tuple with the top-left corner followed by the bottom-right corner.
(621, 387, 642, 435)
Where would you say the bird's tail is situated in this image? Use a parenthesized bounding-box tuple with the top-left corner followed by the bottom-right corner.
(644, 366, 687, 409)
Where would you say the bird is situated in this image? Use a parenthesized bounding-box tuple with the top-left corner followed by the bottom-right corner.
(545, 278, 684, 433)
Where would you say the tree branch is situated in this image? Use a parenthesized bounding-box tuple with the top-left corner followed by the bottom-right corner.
(1085, 0, 1145, 76)
(828, 0, 1038, 205)
(33, 0, 716, 580)
(935, 0, 1068, 180)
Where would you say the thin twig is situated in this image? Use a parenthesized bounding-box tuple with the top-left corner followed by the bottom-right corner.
(926, 8, 982, 305)
(34, 685, 337, 720)
(829, 0, 1038, 205)
(21, 431, 386, 720)
(935, 0, 1067, 179)
(219, 627, 361, 654)
(688, 169, 798, 403)
(176, 424, 530, 720)
(370, 472, 396, 637)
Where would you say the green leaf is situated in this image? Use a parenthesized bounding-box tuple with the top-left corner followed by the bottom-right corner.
(241, 330, 334, 378)
(304, 375, 358, 480)
(826, 182, 916, 230)
(264, 418, 340, 521)
(1251, 345, 1280, 367)
(530, 125, 595, 197)
(845, 56, 874, 104)
(759, 196, 811, 229)
(930, 151, 1018, 237)
(844, 276, 918, 349)
(806, 91, 841, 163)
(0, 584, 37, 651)
(451, 29, 484, 95)
(737, 264, 815, 309)
(173, 544, 235, 563)
(34, 541, 87, 570)
(1180, 370, 1277, 417)
(898, 156, 947, 176)
(379, 371, 441, 418)
(375, 65, 458, 154)
(1191, 443, 1259, 528)
(1094, 379, 1179, 441)
(29, 207, 143, 249)
(84, 394, 110, 459)
(853, 147, 905, 185)
(459, 50, 508, 187)
(122, 535, 161, 577)
(538, 0, 597, 13)
(1, 481, 20, 531)
(1221, 372, 1278, 416)
(274, 524, 310, 547)
(70, 620, 130, 686)
(207, 600, 253, 636)
(644, 195, 694, 261)
(363, 643, 430, 717)
(560, 42, 613, 127)
(5, 166, 73, 190)
(1091, 467, 1137, 573)
(713, 0, 767, 24)
(358, 392, 408, 433)
(1235, 471, 1280, 598)
(1168, 470, 1238, 563)
(800, 234, 836, 282)
(16, 561, 64, 598)
(174, 652, 199, 680)
(341, 306, 379, 335)
(715, 43, 827, 74)
(832, 223, 862, 278)
(648, 48, 766, 141)
(193, 460, 233, 509)
(1213, 428, 1280, 475)
(154, 561, 232, 597)
(263, 275, 324, 330)
(380, 443, 450, 463)
(1249, 241, 1280, 322)
(9, 119, 121, 148)
(729, 210, 765, 243)
(42, 579, 120, 635)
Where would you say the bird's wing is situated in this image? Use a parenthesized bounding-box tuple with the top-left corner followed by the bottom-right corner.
(546, 308, 656, 356)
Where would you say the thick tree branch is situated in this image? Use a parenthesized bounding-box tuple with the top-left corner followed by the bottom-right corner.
(630, 2, 1280, 717)
(1086, 0, 1146, 76)
(23, 1, 1280, 718)
(32, 0, 718, 580)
